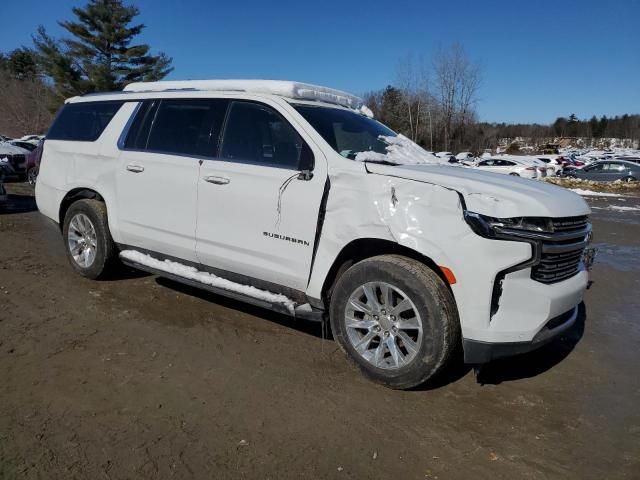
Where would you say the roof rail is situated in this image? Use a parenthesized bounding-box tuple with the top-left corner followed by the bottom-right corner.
(122, 79, 364, 110)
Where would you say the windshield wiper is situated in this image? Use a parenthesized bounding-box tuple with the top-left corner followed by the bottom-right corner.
(362, 159, 399, 166)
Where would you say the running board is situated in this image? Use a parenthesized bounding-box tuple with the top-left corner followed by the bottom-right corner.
(120, 254, 324, 322)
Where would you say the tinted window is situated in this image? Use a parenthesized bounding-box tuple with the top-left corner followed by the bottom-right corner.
(294, 105, 395, 159)
(123, 100, 157, 150)
(145, 99, 228, 157)
(47, 101, 124, 141)
(220, 101, 305, 169)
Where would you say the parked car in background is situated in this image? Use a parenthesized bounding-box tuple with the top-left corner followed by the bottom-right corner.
(26, 139, 44, 185)
(474, 158, 539, 179)
(537, 156, 563, 176)
(563, 160, 639, 182)
(0, 177, 6, 206)
(9, 140, 37, 152)
(456, 151, 474, 161)
(0, 142, 29, 181)
(19, 134, 45, 145)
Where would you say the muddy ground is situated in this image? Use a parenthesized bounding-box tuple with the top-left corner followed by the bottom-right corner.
(1, 183, 639, 479)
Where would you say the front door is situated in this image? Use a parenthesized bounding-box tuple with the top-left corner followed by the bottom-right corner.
(195, 100, 327, 291)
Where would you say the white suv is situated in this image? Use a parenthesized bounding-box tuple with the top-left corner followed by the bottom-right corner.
(36, 80, 592, 389)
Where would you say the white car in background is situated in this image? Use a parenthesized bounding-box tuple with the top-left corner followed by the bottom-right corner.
(474, 157, 540, 179)
(19, 134, 45, 145)
(456, 151, 474, 161)
(536, 155, 563, 176)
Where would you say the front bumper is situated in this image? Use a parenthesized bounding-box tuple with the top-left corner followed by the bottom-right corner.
(463, 305, 579, 363)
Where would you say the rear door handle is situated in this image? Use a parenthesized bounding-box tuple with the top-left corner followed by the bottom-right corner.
(126, 164, 144, 173)
(204, 176, 230, 185)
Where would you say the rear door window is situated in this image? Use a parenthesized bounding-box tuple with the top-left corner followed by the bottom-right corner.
(144, 99, 229, 157)
(47, 101, 124, 141)
(220, 101, 305, 170)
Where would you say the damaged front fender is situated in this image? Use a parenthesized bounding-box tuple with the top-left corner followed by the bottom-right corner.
(305, 162, 532, 340)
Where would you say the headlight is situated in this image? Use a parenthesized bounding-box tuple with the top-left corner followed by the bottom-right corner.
(464, 211, 554, 238)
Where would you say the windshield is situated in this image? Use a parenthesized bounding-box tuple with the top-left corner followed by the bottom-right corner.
(294, 104, 396, 160)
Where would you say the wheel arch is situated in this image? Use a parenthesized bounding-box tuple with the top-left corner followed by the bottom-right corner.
(58, 188, 105, 228)
(320, 238, 452, 305)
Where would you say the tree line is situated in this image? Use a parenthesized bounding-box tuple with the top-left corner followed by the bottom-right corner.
(0, 0, 171, 137)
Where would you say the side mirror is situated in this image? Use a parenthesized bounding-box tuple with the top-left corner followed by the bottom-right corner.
(298, 143, 314, 181)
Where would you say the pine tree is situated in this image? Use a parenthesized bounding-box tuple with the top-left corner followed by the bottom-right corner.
(33, 0, 172, 98)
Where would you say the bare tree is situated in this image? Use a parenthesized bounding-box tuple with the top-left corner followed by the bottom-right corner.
(433, 43, 481, 151)
(395, 54, 438, 149)
(0, 72, 54, 136)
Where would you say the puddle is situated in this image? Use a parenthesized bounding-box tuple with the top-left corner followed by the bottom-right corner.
(592, 243, 640, 272)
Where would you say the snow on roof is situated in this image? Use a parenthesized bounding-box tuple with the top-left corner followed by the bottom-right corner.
(123, 79, 365, 111)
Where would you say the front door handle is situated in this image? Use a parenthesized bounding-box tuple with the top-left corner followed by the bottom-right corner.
(126, 164, 144, 173)
(204, 176, 230, 185)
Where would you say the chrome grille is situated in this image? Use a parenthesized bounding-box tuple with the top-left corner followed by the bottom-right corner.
(551, 216, 588, 232)
(531, 216, 590, 284)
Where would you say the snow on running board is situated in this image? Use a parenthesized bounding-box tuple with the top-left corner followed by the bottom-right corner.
(119, 250, 296, 314)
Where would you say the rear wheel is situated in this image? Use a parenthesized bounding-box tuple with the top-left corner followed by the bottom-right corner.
(509, 172, 520, 176)
(63, 199, 118, 279)
(329, 255, 460, 390)
(622, 176, 637, 183)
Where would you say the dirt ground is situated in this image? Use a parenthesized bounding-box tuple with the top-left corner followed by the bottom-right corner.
(1, 182, 639, 479)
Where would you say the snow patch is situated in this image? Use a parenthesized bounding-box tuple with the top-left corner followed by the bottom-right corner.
(355, 134, 442, 165)
(120, 250, 296, 314)
(605, 205, 640, 212)
(358, 105, 374, 118)
(569, 188, 626, 197)
(123, 79, 364, 111)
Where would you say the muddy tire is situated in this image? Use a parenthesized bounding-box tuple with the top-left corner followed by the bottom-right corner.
(329, 255, 460, 390)
(62, 199, 118, 279)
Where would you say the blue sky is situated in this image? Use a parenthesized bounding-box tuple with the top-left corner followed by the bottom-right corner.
(2, 0, 639, 123)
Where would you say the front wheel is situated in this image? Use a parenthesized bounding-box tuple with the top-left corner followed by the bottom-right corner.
(509, 172, 520, 176)
(622, 176, 637, 183)
(330, 255, 460, 389)
(27, 167, 38, 186)
(63, 199, 118, 279)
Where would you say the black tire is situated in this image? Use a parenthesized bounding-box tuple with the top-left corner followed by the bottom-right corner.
(62, 199, 118, 279)
(329, 255, 460, 390)
(27, 167, 38, 186)
(509, 172, 520, 176)
(622, 176, 637, 183)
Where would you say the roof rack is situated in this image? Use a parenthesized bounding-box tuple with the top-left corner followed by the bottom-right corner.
(122, 80, 363, 110)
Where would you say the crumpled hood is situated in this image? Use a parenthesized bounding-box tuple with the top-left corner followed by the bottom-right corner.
(366, 163, 591, 218)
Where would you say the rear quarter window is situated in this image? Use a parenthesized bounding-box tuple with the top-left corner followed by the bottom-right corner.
(47, 101, 124, 141)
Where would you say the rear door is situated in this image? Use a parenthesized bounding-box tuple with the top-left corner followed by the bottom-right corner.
(116, 99, 223, 262)
(195, 100, 327, 291)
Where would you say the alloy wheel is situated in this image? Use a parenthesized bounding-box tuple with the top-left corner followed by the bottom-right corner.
(67, 213, 98, 268)
(344, 282, 423, 370)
